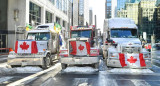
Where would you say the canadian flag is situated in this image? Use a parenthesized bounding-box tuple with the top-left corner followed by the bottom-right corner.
(119, 53, 146, 67)
(70, 41, 90, 56)
(15, 41, 38, 54)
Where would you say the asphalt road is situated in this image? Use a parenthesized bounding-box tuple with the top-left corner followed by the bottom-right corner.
(0, 73, 34, 86)
(43, 72, 160, 86)
(25, 59, 160, 86)
(1, 56, 160, 86)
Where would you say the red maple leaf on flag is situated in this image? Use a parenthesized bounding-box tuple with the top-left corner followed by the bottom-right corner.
(78, 44, 84, 51)
(127, 56, 137, 63)
(20, 42, 29, 50)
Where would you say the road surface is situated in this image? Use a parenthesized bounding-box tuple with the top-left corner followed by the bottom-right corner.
(1, 56, 160, 86)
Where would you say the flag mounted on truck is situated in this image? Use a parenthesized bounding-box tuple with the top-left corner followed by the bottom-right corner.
(15, 40, 38, 54)
(70, 41, 90, 56)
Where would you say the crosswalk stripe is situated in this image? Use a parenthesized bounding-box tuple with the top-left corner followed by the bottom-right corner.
(99, 72, 118, 86)
(131, 80, 151, 86)
(72, 78, 88, 86)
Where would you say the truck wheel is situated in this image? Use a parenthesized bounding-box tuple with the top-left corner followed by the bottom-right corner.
(42, 54, 51, 69)
(61, 63, 67, 69)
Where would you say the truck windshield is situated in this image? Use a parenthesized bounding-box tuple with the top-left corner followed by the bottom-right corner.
(71, 30, 91, 38)
(111, 29, 138, 38)
(27, 32, 50, 41)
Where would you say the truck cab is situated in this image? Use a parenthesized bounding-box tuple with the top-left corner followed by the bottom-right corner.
(8, 23, 60, 69)
(103, 18, 152, 68)
(60, 25, 100, 69)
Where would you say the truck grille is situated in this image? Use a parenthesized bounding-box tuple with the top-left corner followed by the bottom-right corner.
(122, 46, 141, 54)
(69, 40, 87, 57)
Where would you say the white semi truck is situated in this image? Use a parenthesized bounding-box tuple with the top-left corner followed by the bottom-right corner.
(8, 23, 60, 69)
(103, 18, 152, 68)
(60, 25, 100, 69)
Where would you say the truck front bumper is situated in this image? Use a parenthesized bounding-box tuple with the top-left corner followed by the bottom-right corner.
(60, 56, 99, 65)
(107, 58, 152, 68)
(8, 57, 44, 66)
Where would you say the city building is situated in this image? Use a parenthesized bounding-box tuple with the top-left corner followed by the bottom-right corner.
(73, 0, 89, 26)
(156, 1, 160, 41)
(89, 8, 93, 25)
(117, 2, 139, 24)
(0, 0, 69, 49)
(105, 0, 111, 18)
(105, 0, 140, 19)
(105, 0, 117, 18)
(138, 0, 157, 41)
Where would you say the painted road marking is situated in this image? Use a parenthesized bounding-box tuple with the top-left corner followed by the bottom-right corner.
(131, 80, 151, 86)
(72, 78, 88, 86)
(7, 63, 62, 86)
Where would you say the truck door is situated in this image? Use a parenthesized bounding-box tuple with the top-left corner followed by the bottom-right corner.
(51, 33, 56, 53)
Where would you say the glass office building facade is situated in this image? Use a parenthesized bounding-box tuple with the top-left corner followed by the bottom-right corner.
(105, 0, 111, 18)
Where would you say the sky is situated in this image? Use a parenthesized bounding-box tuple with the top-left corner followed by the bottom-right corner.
(89, 0, 105, 32)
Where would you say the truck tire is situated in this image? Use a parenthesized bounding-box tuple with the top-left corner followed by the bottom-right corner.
(42, 54, 51, 69)
(61, 63, 67, 69)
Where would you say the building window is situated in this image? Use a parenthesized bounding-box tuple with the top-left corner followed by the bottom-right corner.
(49, 0, 55, 5)
(56, 0, 59, 9)
(62, 0, 67, 14)
(63, 21, 65, 27)
(59, 0, 62, 10)
(107, 3, 111, 6)
(56, 17, 60, 24)
(29, 2, 41, 25)
(56, 0, 62, 10)
(46, 11, 52, 23)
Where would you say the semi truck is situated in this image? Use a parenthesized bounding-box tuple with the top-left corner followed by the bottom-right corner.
(8, 23, 60, 69)
(103, 18, 152, 68)
(60, 25, 100, 69)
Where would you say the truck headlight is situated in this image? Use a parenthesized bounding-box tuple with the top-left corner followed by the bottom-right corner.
(37, 52, 44, 55)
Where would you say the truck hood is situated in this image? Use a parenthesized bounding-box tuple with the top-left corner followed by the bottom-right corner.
(111, 38, 141, 45)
